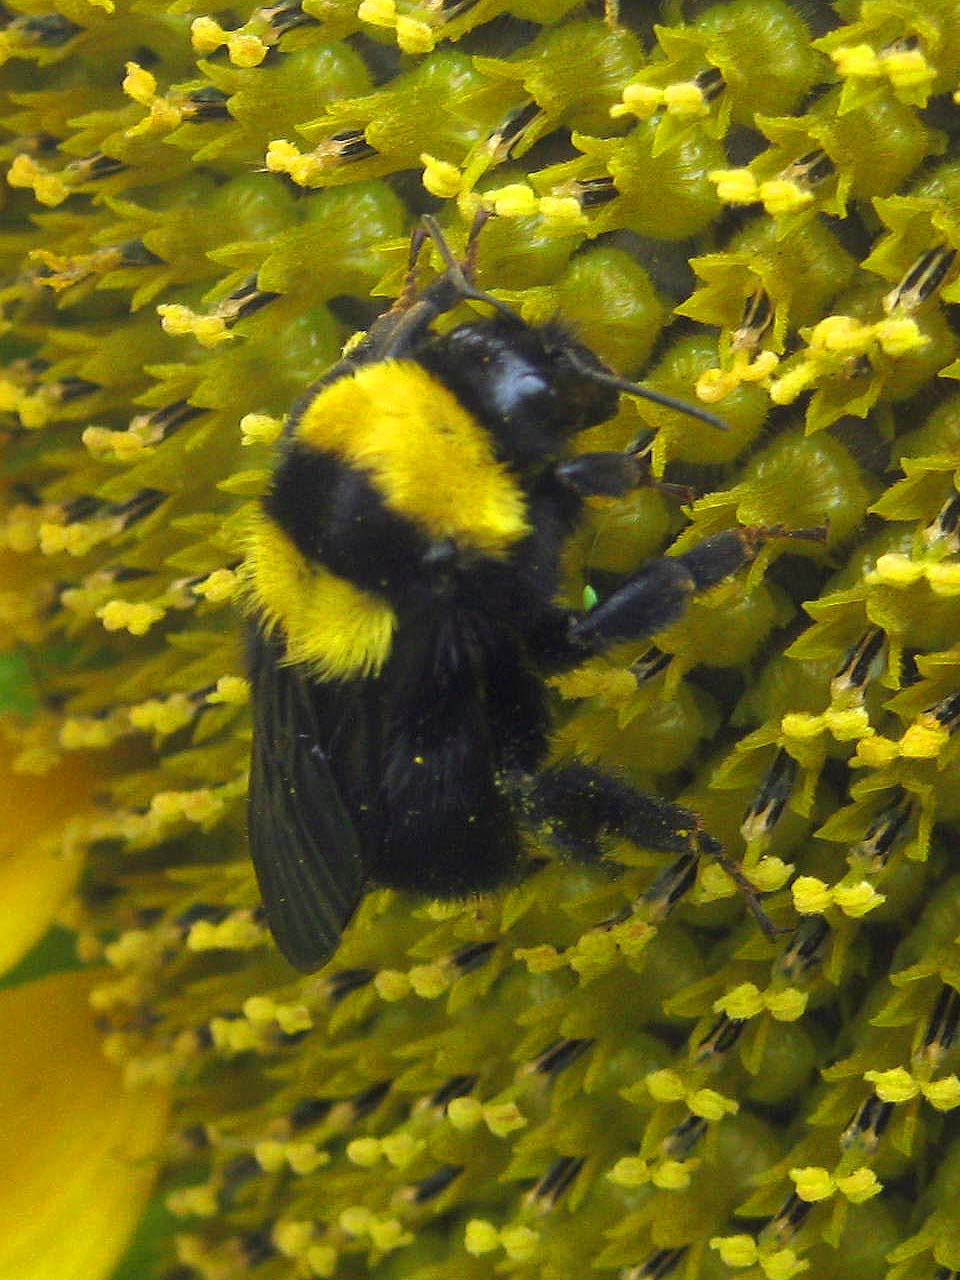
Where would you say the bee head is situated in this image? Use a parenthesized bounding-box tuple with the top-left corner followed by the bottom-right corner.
(415, 315, 622, 469)
(409, 215, 726, 467)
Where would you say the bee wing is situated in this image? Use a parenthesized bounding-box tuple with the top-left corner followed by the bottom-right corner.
(248, 629, 371, 972)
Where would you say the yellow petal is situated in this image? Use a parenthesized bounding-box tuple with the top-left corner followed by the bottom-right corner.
(0, 742, 102, 975)
(0, 970, 170, 1280)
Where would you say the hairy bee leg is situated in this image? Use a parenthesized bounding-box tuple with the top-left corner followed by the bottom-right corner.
(554, 451, 645, 498)
(421, 207, 491, 282)
(529, 527, 803, 675)
(706, 846, 782, 940)
(524, 762, 780, 937)
(512, 762, 777, 935)
(631, 828, 782, 940)
(372, 217, 523, 359)
(554, 452, 695, 503)
(514, 760, 718, 859)
(356, 214, 509, 363)
(569, 527, 769, 653)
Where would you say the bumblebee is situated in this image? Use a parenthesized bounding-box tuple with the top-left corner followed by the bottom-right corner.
(244, 216, 774, 972)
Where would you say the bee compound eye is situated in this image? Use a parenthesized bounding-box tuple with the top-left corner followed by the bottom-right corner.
(422, 538, 458, 569)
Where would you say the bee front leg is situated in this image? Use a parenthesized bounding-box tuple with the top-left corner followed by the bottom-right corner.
(553, 452, 647, 498)
(554, 452, 696, 503)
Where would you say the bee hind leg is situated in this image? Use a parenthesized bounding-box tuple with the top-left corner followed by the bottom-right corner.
(508, 761, 778, 939)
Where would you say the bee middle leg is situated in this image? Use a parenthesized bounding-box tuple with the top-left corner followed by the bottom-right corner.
(568, 526, 770, 655)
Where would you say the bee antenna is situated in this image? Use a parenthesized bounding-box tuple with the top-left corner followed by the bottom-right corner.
(563, 353, 729, 431)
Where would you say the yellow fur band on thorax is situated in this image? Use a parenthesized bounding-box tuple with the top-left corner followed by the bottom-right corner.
(295, 360, 530, 558)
